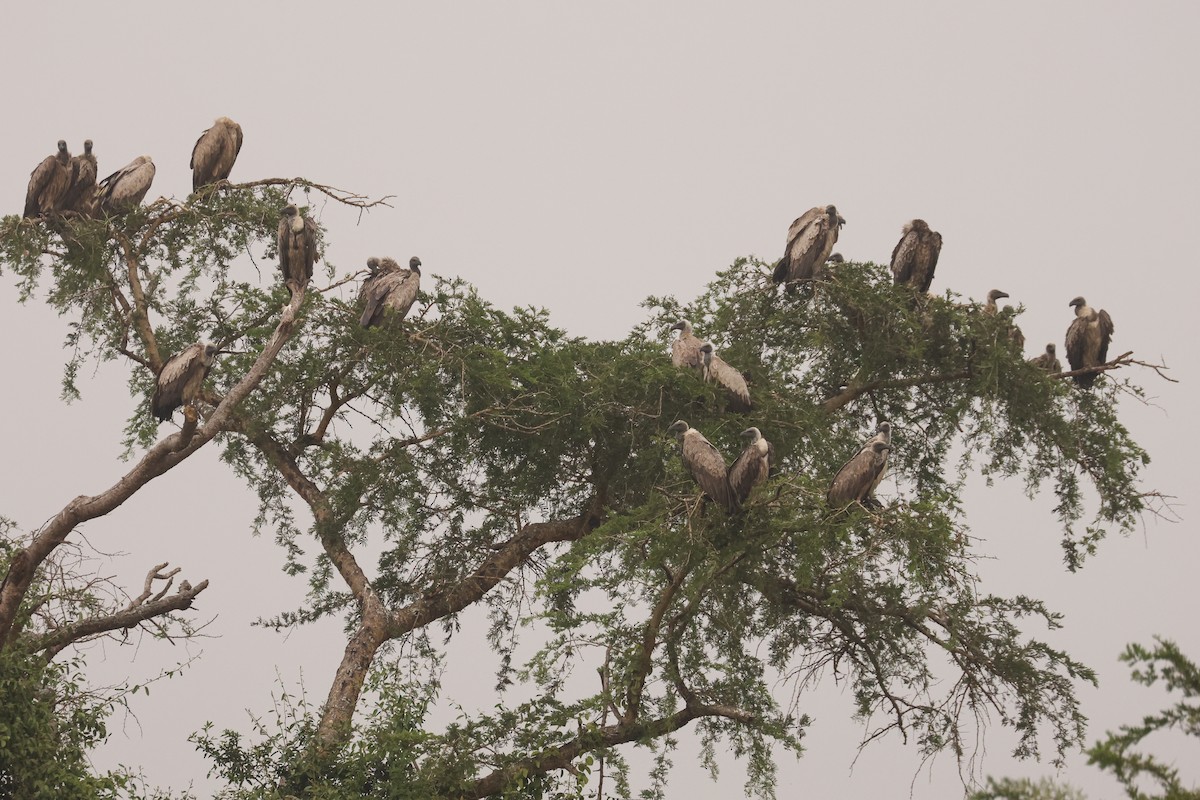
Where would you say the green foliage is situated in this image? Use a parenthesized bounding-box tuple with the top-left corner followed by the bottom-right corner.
(1087, 638, 1200, 800)
(1, 182, 1161, 797)
(971, 776, 1087, 800)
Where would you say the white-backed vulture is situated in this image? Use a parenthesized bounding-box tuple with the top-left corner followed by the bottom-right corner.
(278, 204, 318, 293)
(773, 205, 845, 284)
(890, 219, 943, 292)
(728, 427, 771, 504)
(699, 343, 751, 412)
(23, 140, 72, 218)
(983, 289, 1009, 316)
(190, 117, 243, 191)
(828, 439, 891, 508)
(1030, 343, 1061, 372)
(1003, 304, 1026, 350)
(96, 155, 156, 216)
(1065, 296, 1114, 388)
(669, 320, 705, 370)
(61, 140, 97, 215)
(152, 342, 219, 421)
(360, 256, 422, 328)
(667, 420, 737, 512)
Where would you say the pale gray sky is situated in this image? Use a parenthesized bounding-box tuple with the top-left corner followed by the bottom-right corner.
(1, 3, 1197, 797)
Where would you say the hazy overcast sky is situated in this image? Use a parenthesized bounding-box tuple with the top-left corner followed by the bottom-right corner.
(2, 3, 1198, 796)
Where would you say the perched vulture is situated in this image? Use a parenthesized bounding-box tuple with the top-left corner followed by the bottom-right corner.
(828, 434, 891, 509)
(890, 219, 943, 292)
(151, 342, 219, 421)
(699, 343, 751, 412)
(23, 140, 72, 218)
(1003, 304, 1026, 350)
(61, 140, 98, 215)
(773, 205, 845, 284)
(982, 289, 1009, 316)
(190, 116, 243, 191)
(667, 420, 737, 512)
(670, 320, 706, 370)
(728, 427, 771, 505)
(1065, 297, 1114, 388)
(360, 256, 422, 328)
(96, 155, 156, 216)
(1030, 343, 1061, 372)
(278, 204, 318, 293)
(826, 253, 845, 265)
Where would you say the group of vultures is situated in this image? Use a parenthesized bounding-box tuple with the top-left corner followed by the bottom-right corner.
(20, 117, 423, 423)
(668, 205, 1115, 513)
(21, 129, 1114, 514)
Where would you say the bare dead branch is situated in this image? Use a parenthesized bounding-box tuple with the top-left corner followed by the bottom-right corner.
(822, 369, 972, 413)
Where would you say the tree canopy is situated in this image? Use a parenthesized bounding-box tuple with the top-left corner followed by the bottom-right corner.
(0, 176, 1166, 798)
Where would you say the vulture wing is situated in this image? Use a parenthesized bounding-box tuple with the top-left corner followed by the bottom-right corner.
(706, 354, 751, 411)
(1064, 317, 1087, 373)
(827, 447, 885, 507)
(671, 334, 704, 369)
(151, 344, 201, 421)
(682, 431, 737, 511)
(728, 441, 768, 504)
(890, 229, 917, 285)
(1097, 310, 1114, 364)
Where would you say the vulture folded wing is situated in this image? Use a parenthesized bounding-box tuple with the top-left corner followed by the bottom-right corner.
(828, 449, 882, 506)
(1064, 318, 1087, 372)
(728, 444, 767, 503)
(890, 231, 917, 284)
(781, 217, 827, 282)
(683, 433, 736, 511)
(1098, 310, 1114, 364)
(708, 356, 751, 410)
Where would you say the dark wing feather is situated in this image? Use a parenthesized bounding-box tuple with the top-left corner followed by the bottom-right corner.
(24, 156, 60, 217)
(706, 354, 751, 411)
(682, 431, 736, 511)
(1064, 317, 1087, 372)
(827, 448, 884, 506)
(890, 230, 916, 285)
(728, 441, 768, 504)
(302, 217, 318, 279)
(919, 232, 943, 293)
(1097, 310, 1114, 364)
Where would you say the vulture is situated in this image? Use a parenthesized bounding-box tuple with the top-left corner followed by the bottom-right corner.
(23, 140, 72, 218)
(1030, 343, 1061, 372)
(983, 289, 1009, 316)
(1065, 297, 1114, 388)
(728, 427, 771, 505)
(773, 205, 845, 284)
(1004, 304, 1026, 350)
(890, 219, 943, 292)
(670, 320, 705, 370)
(96, 155, 156, 216)
(864, 420, 891, 450)
(667, 420, 738, 512)
(828, 433, 891, 509)
(60, 140, 97, 215)
(151, 342, 219, 421)
(826, 253, 845, 265)
(278, 204, 318, 293)
(699, 343, 751, 412)
(190, 116, 243, 191)
(359, 256, 422, 328)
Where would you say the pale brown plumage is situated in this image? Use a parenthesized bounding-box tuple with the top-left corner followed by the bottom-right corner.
(61, 140, 97, 215)
(278, 204, 318, 293)
(667, 420, 737, 512)
(152, 342, 218, 421)
(96, 155, 156, 216)
(1065, 297, 1114, 388)
(190, 117, 243, 191)
(828, 439, 891, 508)
(728, 427, 771, 505)
(1030, 343, 1061, 372)
(23, 140, 72, 218)
(983, 289, 1009, 316)
(699, 343, 751, 412)
(360, 256, 422, 328)
(669, 320, 705, 370)
(890, 219, 943, 292)
(773, 205, 845, 284)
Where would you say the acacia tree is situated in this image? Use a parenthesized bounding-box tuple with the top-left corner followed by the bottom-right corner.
(0, 175, 1167, 798)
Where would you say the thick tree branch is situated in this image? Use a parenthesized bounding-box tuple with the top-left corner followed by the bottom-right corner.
(461, 702, 755, 800)
(822, 369, 972, 413)
(625, 564, 689, 723)
(32, 575, 209, 661)
(0, 287, 306, 647)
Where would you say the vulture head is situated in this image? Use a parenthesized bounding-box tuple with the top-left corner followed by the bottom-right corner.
(216, 116, 237, 127)
(699, 342, 714, 364)
(1069, 296, 1087, 310)
(667, 420, 690, 438)
(281, 203, 298, 218)
(741, 427, 762, 442)
(1045, 343, 1057, 355)
(56, 140, 70, 163)
(827, 252, 845, 263)
(200, 342, 220, 367)
(876, 421, 892, 437)
(366, 256, 381, 275)
(83, 140, 93, 155)
(907, 219, 930, 234)
(987, 289, 1010, 303)
(409, 256, 422, 274)
(669, 320, 692, 336)
(870, 442, 892, 457)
